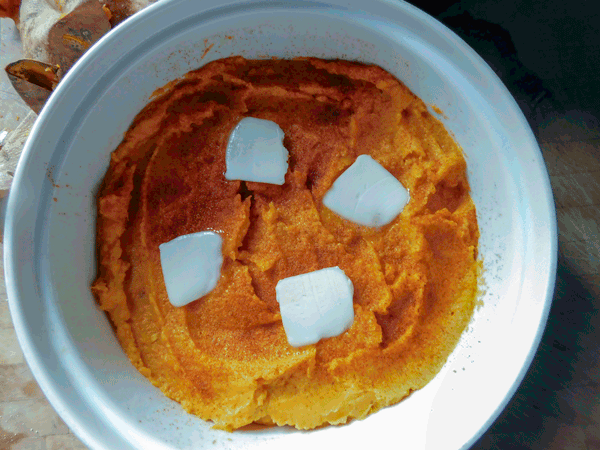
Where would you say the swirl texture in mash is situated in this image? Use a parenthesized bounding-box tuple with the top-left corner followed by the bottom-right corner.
(92, 57, 480, 431)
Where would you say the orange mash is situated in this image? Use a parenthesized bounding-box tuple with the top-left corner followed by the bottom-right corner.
(92, 57, 480, 430)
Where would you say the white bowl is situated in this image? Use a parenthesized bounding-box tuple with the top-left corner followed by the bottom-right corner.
(4, 1, 557, 449)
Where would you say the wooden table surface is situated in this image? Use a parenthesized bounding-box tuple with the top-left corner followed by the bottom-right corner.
(1, 1, 599, 449)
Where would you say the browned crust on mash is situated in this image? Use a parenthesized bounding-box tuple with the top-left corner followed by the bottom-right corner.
(92, 57, 480, 431)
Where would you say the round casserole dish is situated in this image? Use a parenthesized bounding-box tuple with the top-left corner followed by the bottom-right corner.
(4, 1, 557, 449)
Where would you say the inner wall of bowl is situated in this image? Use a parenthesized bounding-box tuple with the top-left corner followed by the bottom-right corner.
(36, 4, 537, 450)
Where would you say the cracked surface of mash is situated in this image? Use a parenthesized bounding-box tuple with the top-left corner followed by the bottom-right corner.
(92, 57, 480, 431)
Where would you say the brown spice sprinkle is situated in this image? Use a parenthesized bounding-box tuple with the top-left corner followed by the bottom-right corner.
(92, 57, 480, 431)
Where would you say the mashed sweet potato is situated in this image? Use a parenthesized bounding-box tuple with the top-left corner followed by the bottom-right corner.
(92, 57, 480, 431)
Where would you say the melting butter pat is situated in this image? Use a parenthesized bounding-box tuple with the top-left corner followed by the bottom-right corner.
(225, 117, 289, 185)
(275, 267, 354, 347)
(323, 154, 409, 227)
(159, 231, 223, 307)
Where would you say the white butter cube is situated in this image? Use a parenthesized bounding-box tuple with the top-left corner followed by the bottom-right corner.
(275, 267, 354, 347)
(159, 231, 223, 307)
(323, 154, 410, 227)
(225, 117, 289, 185)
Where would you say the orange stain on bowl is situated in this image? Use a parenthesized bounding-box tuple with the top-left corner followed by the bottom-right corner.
(431, 104, 449, 120)
(201, 39, 214, 59)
